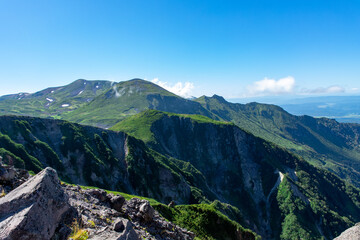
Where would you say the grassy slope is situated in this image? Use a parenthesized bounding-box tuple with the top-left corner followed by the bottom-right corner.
(0, 79, 111, 119)
(63, 79, 217, 127)
(110, 110, 232, 143)
(62, 79, 173, 126)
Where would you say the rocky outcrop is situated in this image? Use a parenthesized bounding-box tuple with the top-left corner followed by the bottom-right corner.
(0, 167, 70, 240)
(0, 166, 195, 239)
(0, 162, 30, 194)
(65, 184, 195, 240)
(334, 223, 360, 240)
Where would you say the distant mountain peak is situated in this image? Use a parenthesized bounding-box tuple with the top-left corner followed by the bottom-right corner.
(211, 94, 227, 102)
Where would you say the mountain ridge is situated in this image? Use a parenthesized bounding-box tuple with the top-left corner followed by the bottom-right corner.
(2, 78, 360, 189)
(2, 113, 360, 239)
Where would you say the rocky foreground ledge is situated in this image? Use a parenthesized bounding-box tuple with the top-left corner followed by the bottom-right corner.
(0, 166, 194, 240)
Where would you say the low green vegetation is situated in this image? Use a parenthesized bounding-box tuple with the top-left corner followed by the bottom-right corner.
(154, 203, 259, 240)
(111, 110, 232, 143)
(69, 219, 89, 240)
(0, 79, 111, 120)
(0, 132, 42, 172)
(70, 183, 258, 240)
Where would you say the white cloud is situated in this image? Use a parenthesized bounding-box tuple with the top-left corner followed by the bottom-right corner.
(151, 78, 194, 98)
(246, 76, 295, 96)
(303, 85, 345, 94)
(318, 103, 336, 109)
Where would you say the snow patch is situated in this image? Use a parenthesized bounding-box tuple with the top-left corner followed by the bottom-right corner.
(96, 85, 99, 89)
(61, 104, 70, 107)
(51, 90, 54, 93)
(78, 90, 84, 95)
(46, 98, 54, 102)
(279, 172, 284, 182)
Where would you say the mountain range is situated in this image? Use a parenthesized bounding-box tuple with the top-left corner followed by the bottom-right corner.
(2, 79, 360, 187)
(1, 78, 360, 239)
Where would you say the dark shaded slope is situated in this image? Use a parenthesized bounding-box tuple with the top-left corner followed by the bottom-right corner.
(0, 114, 259, 239)
(195, 95, 360, 187)
(112, 110, 360, 239)
(0, 115, 194, 204)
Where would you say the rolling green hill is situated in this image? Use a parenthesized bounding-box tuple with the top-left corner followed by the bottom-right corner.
(0, 79, 112, 119)
(62, 79, 217, 127)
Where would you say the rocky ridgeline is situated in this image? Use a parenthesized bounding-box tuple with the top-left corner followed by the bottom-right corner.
(0, 164, 194, 240)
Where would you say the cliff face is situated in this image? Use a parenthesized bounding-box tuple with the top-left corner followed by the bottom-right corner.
(195, 95, 360, 188)
(113, 110, 360, 240)
(1, 113, 360, 239)
(0, 115, 191, 204)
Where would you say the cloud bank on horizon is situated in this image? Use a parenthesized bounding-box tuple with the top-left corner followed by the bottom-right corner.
(148, 76, 352, 99)
(151, 78, 194, 98)
(244, 76, 349, 98)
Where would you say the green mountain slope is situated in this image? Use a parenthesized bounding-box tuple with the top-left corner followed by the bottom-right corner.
(62, 79, 216, 127)
(0, 79, 112, 118)
(2, 114, 360, 239)
(194, 95, 360, 187)
(112, 110, 360, 239)
(0, 115, 256, 239)
(2, 78, 360, 189)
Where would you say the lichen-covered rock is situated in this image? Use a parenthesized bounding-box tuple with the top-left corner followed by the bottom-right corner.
(334, 223, 360, 240)
(0, 167, 70, 240)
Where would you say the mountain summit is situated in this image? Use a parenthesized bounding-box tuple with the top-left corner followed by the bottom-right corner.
(63, 79, 216, 127)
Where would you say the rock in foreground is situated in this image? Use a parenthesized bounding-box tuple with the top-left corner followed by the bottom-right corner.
(65, 185, 195, 240)
(0, 166, 195, 240)
(0, 167, 70, 240)
(334, 223, 360, 240)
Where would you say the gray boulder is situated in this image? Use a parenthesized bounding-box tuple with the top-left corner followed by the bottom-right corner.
(139, 201, 154, 222)
(110, 195, 125, 212)
(334, 223, 360, 240)
(0, 165, 16, 182)
(0, 167, 70, 240)
(88, 218, 139, 240)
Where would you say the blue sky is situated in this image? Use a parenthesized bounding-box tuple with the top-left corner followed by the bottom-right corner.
(1, 0, 359, 99)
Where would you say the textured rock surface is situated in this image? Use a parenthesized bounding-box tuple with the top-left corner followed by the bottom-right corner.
(334, 223, 360, 240)
(0, 166, 195, 239)
(0, 164, 30, 194)
(64, 185, 195, 240)
(0, 167, 70, 240)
